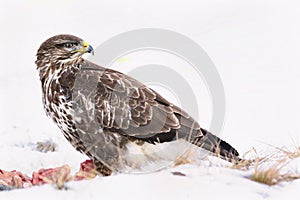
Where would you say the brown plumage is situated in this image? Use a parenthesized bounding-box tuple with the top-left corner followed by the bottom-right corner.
(35, 34, 239, 175)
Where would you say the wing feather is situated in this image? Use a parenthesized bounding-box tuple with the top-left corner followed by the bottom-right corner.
(80, 61, 202, 141)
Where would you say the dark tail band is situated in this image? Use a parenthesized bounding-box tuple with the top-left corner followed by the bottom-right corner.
(193, 128, 240, 163)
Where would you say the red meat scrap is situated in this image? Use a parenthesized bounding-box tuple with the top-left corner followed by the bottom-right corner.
(0, 160, 98, 191)
(74, 160, 97, 181)
(31, 165, 72, 189)
(0, 169, 32, 189)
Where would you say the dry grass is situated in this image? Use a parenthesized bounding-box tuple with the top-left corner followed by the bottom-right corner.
(277, 146, 300, 159)
(173, 140, 300, 186)
(242, 145, 300, 186)
(231, 148, 263, 170)
(226, 143, 300, 186)
(250, 158, 287, 186)
(173, 148, 195, 167)
(232, 158, 258, 171)
(250, 156, 300, 186)
(36, 140, 58, 153)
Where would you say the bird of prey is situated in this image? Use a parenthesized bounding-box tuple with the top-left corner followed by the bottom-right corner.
(35, 34, 239, 176)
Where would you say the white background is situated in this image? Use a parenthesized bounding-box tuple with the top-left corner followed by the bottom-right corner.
(0, 0, 300, 199)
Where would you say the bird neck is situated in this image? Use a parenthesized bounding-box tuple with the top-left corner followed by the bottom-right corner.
(36, 56, 84, 85)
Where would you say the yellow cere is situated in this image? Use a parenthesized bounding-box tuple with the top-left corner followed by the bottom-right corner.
(83, 41, 89, 48)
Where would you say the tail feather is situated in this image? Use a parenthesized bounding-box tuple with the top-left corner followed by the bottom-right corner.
(193, 128, 240, 163)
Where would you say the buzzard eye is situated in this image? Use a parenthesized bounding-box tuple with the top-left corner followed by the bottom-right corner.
(56, 42, 79, 49)
(64, 43, 74, 48)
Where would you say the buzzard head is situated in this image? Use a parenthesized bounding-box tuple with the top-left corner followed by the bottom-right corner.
(36, 34, 94, 62)
(36, 34, 94, 80)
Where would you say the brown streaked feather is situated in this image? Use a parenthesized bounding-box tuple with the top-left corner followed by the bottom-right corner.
(80, 60, 201, 140)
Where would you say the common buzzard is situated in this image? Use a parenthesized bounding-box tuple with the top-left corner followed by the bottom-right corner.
(35, 34, 239, 175)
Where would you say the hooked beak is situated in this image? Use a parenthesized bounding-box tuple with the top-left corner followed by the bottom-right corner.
(82, 41, 94, 55)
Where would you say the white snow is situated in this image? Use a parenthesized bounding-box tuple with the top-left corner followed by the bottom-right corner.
(1, 0, 300, 199)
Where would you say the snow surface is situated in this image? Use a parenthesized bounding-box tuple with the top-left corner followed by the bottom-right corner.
(1, 0, 300, 199)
